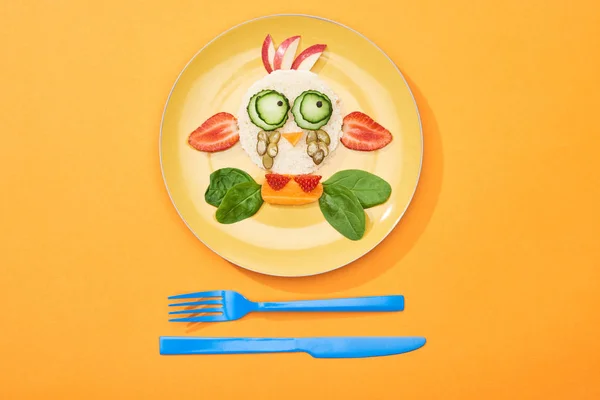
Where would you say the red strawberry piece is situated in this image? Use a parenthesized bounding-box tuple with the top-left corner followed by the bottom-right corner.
(341, 111, 393, 151)
(294, 175, 322, 193)
(188, 112, 239, 152)
(265, 173, 291, 191)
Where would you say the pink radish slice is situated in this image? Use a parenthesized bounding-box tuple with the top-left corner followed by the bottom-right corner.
(261, 34, 276, 73)
(291, 44, 326, 70)
(273, 36, 301, 70)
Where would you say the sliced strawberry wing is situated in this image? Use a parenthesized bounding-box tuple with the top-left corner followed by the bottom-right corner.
(188, 112, 239, 152)
(341, 111, 393, 151)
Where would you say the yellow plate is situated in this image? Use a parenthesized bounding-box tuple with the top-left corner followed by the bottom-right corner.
(160, 14, 423, 277)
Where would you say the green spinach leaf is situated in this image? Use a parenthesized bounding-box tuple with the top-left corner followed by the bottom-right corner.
(205, 168, 254, 207)
(319, 184, 365, 240)
(216, 181, 264, 224)
(323, 170, 392, 209)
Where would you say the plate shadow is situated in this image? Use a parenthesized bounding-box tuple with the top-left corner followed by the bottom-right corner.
(236, 75, 444, 293)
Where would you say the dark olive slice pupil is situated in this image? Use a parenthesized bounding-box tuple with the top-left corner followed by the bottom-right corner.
(277, 101, 283, 106)
(316, 101, 323, 108)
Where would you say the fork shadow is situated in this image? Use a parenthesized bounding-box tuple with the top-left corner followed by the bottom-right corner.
(168, 304, 222, 333)
(235, 75, 444, 293)
(185, 320, 213, 333)
(183, 311, 403, 332)
(250, 311, 403, 323)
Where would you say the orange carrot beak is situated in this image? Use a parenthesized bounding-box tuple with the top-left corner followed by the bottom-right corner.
(281, 132, 304, 147)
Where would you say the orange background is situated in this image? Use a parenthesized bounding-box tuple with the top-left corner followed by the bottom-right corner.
(1, 1, 599, 399)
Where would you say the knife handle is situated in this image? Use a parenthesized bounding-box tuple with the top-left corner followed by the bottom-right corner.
(255, 295, 404, 312)
(160, 337, 298, 355)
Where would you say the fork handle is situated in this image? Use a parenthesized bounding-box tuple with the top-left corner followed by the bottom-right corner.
(255, 295, 404, 312)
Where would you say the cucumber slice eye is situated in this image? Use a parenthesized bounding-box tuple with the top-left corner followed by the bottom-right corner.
(247, 90, 289, 131)
(256, 91, 290, 125)
(300, 92, 332, 124)
(291, 90, 332, 130)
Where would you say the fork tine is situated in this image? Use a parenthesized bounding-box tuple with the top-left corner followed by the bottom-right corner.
(169, 307, 223, 315)
(169, 315, 228, 323)
(168, 300, 222, 307)
(168, 290, 223, 300)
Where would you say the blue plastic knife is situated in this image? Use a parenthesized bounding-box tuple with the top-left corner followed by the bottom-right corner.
(159, 336, 426, 358)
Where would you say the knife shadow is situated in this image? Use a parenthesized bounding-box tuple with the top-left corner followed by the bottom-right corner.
(235, 75, 443, 293)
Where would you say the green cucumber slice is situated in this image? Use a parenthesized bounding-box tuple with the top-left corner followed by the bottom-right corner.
(247, 90, 285, 131)
(300, 92, 332, 124)
(256, 91, 290, 125)
(292, 91, 330, 130)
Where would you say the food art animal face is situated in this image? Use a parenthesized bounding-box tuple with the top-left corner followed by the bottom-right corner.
(188, 35, 392, 163)
(237, 69, 343, 175)
(187, 34, 394, 240)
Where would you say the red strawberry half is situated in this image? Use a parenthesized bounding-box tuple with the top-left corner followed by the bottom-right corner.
(265, 173, 291, 191)
(294, 175, 322, 193)
(188, 112, 239, 152)
(341, 111, 393, 151)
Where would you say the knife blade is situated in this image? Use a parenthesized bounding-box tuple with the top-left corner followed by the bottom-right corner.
(159, 336, 426, 358)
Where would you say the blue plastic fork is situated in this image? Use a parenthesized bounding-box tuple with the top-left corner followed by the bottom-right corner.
(168, 290, 404, 322)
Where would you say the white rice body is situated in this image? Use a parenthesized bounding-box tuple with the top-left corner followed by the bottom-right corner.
(237, 70, 343, 175)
